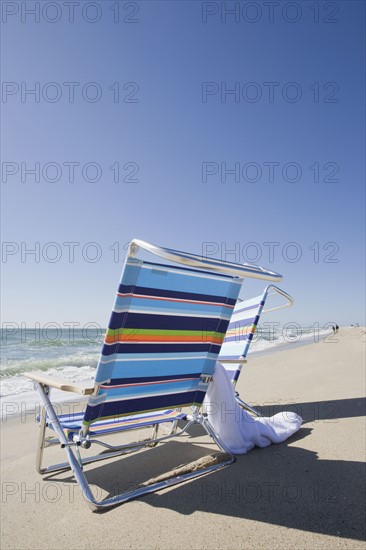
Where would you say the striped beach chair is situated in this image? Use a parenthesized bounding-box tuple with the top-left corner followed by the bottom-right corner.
(26, 239, 282, 511)
(218, 285, 294, 416)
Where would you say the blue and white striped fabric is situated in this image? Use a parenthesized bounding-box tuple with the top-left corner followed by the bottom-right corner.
(47, 409, 187, 441)
(218, 292, 266, 384)
(83, 257, 242, 427)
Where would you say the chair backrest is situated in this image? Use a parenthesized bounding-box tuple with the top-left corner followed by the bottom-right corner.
(83, 257, 243, 427)
(218, 285, 293, 384)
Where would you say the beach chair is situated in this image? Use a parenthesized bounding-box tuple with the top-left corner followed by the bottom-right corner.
(218, 285, 294, 416)
(25, 239, 282, 511)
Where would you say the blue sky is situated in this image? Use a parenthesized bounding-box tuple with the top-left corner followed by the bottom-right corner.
(1, 0, 365, 328)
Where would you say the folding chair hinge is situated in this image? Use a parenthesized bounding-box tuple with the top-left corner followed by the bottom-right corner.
(73, 433, 91, 449)
(127, 242, 139, 257)
(200, 374, 213, 384)
(61, 441, 81, 449)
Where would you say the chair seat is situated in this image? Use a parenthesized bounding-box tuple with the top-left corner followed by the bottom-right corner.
(41, 409, 187, 440)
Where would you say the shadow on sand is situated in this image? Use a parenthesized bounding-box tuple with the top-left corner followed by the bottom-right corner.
(44, 397, 366, 541)
(257, 396, 366, 424)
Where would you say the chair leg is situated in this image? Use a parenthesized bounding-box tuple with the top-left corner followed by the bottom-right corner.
(235, 393, 262, 417)
(147, 423, 159, 447)
(36, 405, 48, 473)
(149, 408, 183, 445)
(170, 407, 182, 435)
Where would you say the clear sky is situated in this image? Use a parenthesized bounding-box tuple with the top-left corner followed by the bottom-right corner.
(1, 0, 365, 329)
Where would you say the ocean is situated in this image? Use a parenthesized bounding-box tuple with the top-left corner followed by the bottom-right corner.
(0, 326, 333, 419)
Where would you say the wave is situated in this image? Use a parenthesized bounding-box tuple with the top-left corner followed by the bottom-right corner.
(28, 338, 103, 348)
(0, 364, 96, 398)
(0, 352, 100, 379)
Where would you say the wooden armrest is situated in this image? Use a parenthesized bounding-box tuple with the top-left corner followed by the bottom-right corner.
(24, 372, 94, 395)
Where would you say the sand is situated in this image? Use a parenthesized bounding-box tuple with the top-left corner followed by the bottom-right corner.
(1, 327, 365, 549)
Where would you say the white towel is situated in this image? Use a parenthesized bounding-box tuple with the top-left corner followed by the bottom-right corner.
(203, 362, 302, 454)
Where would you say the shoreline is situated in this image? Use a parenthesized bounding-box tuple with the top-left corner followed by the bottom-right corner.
(0, 327, 359, 422)
(248, 328, 332, 357)
(0, 331, 330, 422)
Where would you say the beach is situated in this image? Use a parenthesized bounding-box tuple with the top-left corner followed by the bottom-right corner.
(1, 327, 365, 549)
